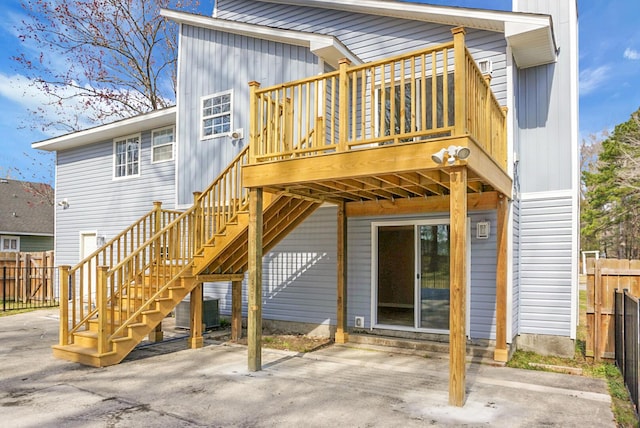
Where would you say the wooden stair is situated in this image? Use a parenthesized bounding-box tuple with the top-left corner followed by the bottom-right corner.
(53, 192, 320, 367)
(52, 268, 199, 367)
(193, 193, 320, 275)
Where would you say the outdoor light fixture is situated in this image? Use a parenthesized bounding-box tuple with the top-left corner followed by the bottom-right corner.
(58, 198, 69, 209)
(431, 145, 471, 165)
(431, 148, 447, 164)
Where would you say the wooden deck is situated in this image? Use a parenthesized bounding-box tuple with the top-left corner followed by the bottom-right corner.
(243, 28, 510, 206)
(243, 28, 511, 407)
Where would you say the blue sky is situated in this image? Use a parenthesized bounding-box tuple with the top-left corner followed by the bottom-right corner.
(1, 0, 639, 185)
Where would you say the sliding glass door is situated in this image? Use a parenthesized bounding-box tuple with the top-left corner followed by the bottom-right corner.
(374, 219, 459, 333)
(418, 224, 450, 330)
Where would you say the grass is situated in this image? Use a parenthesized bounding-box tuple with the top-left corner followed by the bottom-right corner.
(0, 307, 36, 317)
(507, 289, 638, 427)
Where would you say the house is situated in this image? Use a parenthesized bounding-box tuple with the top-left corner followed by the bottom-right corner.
(0, 178, 54, 252)
(33, 0, 578, 406)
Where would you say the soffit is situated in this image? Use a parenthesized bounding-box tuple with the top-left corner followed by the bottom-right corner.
(257, 0, 557, 67)
(32, 107, 176, 152)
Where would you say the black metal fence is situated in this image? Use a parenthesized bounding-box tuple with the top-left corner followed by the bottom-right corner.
(1, 266, 59, 312)
(615, 289, 640, 412)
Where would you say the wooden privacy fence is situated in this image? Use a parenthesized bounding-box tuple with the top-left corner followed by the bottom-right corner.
(586, 258, 640, 361)
(0, 251, 56, 304)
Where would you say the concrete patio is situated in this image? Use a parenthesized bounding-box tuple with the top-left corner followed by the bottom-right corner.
(1, 309, 615, 427)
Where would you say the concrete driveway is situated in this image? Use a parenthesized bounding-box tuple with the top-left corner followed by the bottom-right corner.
(1, 309, 615, 427)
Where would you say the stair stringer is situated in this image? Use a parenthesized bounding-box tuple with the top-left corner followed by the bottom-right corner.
(192, 193, 321, 275)
(52, 268, 200, 367)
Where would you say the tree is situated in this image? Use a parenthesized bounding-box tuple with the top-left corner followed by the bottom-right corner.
(14, 0, 200, 133)
(581, 108, 640, 259)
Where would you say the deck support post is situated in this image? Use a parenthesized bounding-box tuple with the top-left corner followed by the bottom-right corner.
(188, 282, 204, 349)
(231, 279, 243, 341)
(335, 201, 349, 344)
(59, 265, 70, 346)
(338, 58, 351, 152)
(494, 194, 509, 362)
(148, 323, 163, 343)
(449, 166, 467, 407)
(248, 187, 263, 371)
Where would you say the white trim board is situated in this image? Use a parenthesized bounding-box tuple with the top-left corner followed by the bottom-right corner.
(160, 9, 362, 68)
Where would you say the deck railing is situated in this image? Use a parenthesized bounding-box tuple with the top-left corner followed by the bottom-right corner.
(61, 204, 181, 341)
(59, 146, 251, 349)
(250, 28, 507, 169)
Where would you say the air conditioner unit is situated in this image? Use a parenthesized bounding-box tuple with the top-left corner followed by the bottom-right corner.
(175, 297, 220, 330)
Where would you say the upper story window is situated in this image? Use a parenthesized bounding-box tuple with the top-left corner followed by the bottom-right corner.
(1, 236, 19, 252)
(152, 127, 174, 163)
(114, 134, 140, 178)
(201, 91, 232, 139)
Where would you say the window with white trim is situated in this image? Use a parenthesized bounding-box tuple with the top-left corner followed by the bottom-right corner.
(114, 134, 140, 178)
(151, 127, 174, 163)
(201, 91, 232, 139)
(1, 236, 19, 252)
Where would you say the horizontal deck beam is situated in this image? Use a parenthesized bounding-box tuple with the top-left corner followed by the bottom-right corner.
(243, 137, 512, 197)
(345, 191, 498, 217)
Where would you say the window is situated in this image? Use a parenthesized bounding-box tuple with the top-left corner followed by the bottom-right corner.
(152, 127, 174, 163)
(1, 236, 19, 252)
(114, 134, 140, 178)
(201, 91, 232, 139)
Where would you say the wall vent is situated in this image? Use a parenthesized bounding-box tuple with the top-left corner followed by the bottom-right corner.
(354, 316, 365, 328)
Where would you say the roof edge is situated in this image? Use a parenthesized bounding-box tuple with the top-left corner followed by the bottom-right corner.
(160, 9, 362, 67)
(32, 106, 177, 152)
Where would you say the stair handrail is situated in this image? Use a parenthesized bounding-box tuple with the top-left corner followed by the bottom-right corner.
(63, 203, 180, 341)
(194, 145, 251, 250)
(82, 145, 251, 352)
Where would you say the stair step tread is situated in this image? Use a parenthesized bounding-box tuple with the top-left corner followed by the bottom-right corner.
(53, 343, 117, 357)
(141, 309, 162, 315)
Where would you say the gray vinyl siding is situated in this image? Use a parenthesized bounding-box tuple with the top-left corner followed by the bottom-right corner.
(176, 25, 320, 205)
(54, 131, 175, 268)
(347, 211, 498, 340)
(18, 236, 54, 252)
(215, 0, 508, 105)
(518, 193, 573, 336)
(205, 207, 499, 338)
(511, 199, 521, 338)
(514, 0, 575, 193)
(203, 206, 338, 326)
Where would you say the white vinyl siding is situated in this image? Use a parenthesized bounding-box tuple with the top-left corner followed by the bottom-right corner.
(151, 127, 174, 163)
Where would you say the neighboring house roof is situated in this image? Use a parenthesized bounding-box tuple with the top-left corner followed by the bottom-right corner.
(215, 0, 557, 68)
(0, 179, 54, 236)
(160, 10, 363, 68)
(32, 106, 176, 152)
